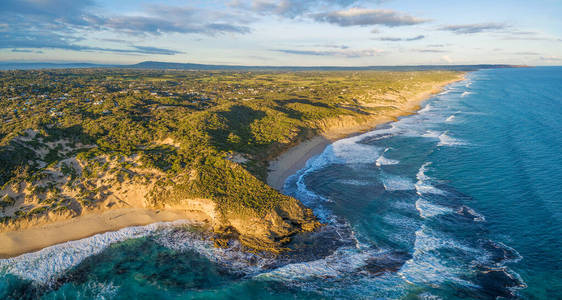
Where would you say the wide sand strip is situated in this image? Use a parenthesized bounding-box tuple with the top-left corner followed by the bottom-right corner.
(0, 208, 210, 258)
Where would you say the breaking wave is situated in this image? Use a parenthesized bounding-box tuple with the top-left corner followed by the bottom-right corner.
(415, 198, 454, 218)
(381, 174, 415, 191)
(0, 73, 530, 298)
(415, 162, 446, 196)
(0, 220, 191, 285)
(437, 131, 465, 146)
(375, 148, 399, 167)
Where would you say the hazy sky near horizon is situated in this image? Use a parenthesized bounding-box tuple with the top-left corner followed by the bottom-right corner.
(1, 0, 561, 66)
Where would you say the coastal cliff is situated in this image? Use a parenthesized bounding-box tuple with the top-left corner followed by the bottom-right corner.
(0, 69, 463, 257)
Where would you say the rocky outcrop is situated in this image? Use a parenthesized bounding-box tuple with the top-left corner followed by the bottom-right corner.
(149, 177, 320, 252)
(217, 198, 320, 252)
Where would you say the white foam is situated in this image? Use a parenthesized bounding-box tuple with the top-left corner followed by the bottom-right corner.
(461, 91, 472, 97)
(419, 292, 443, 300)
(291, 151, 333, 210)
(0, 220, 191, 285)
(83, 281, 120, 299)
(398, 225, 479, 286)
(293, 168, 333, 222)
(290, 131, 385, 220)
(415, 183, 446, 196)
(415, 198, 453, 218)
(381, 174, 415, 191)
(376, 148, 399, 167)
(391, 201, 416, 211)
(337, 179, 372, 186)
(331, 137, 382, 165)
(414, 225, 478, 255)
(446, 111, 462, 123)
(437, 131, 465, 147)
(154, 226, 275, 275)
(421, 130, 441, 139)
(421, 130, 466, 146)
(256, 246, 380, 281)
(416, 162, 432, 182)
(376, 155, 400, 167)
(418, 103, 432, 113)
(415, 162, 446, 196)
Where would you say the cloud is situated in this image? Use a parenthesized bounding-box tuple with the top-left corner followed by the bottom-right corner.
(513, 51, 540, 55)
(0, 29, 182, 55)
(412, 49, 447, 53)
(378, 37, 401, 41)
(316, 44, 350, 49)
(128, 46, 183, 55)
(476, 29, 561, 42)
(0, 0, 96, 27)
(11, 49, 44, 53)
(274, 48, 384, 57)
(499, 34, 561, 41)
(230, 0, 363, 18)
(88, 5, 251, 36)
(0, 1, 250, 55)
(312, 8, 429, 27)
(376, 35, 425, 41)
(439, 23, 506, 34)
(406, 35, 425, 41)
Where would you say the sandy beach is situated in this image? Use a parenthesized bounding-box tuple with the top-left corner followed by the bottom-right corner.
(0, 208, 210, 258)
(267, 76, 465, 190)
(0, 75, 464, 259)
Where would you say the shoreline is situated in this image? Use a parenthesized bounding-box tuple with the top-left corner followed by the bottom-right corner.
(0, 74, 465, 259)
(0, 208, 210, 258)
(267, 75, 466, 190)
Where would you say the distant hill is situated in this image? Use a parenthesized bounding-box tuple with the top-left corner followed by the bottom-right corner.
(0, 60, 527, 71)
(127, 61, 524, 71)
(0, 62, 113, 70)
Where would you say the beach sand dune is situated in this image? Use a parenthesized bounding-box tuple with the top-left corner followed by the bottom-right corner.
(1, 75, 464, 258)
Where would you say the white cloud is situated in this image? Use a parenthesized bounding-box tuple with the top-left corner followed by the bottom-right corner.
(312, 8, 428, 27)
(274, 47, 384, 57)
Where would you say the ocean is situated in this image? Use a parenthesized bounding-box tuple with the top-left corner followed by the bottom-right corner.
(1, 67, 561, 299)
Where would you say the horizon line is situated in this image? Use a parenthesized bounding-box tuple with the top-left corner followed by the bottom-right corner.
(0, 60, 538, 68)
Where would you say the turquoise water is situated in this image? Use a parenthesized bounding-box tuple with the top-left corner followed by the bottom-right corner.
(1, 67, 561, 299)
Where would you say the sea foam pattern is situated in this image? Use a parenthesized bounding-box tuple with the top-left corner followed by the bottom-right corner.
(0, 220, 191, 285)
(1, 70, 541, 298)
(282, 73, 526, 298)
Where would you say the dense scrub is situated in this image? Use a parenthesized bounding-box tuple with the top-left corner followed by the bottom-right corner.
(0, 69, 461, 249)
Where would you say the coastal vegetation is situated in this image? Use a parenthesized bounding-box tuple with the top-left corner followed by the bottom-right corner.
(0, 69, 462, 251)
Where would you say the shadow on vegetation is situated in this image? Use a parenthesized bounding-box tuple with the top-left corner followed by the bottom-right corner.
(207, 105, 266, 153)
(272, 98, 334, 120)
(275, 98, 332, 109)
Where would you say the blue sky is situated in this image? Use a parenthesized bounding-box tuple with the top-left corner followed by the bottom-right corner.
(1, 0, 561, 66)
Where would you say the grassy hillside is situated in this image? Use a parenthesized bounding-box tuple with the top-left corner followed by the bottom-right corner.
(0, 69, 462, 250)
